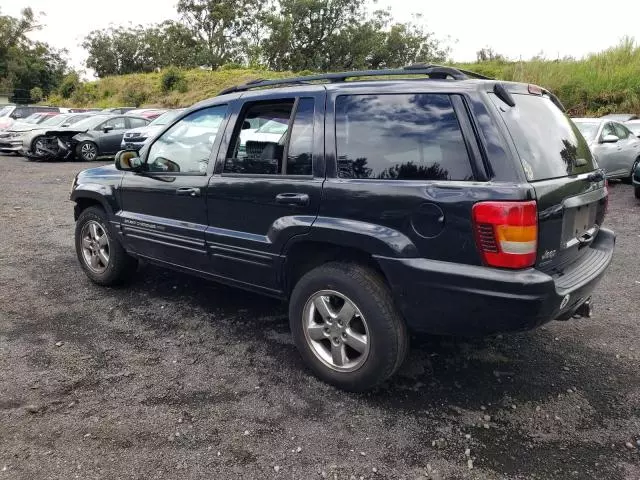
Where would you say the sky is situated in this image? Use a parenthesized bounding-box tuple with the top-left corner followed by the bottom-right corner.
(3, 0, 640, 77)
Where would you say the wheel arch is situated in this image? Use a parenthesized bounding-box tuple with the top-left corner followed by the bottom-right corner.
(72, 190, 115, 221)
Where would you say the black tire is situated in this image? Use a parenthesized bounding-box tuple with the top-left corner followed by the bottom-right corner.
(31, 136, 47, 158)
(635, 186, 640, 199)
(289, 262, 408, 392)
(75, 206, 137, 285)
(76, 140, 99, 161)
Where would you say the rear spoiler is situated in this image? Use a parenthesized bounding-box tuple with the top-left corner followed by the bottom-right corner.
(493, 82, 566, 112)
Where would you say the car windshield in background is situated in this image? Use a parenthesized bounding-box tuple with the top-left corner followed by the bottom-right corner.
(491, 94, 596, 181)
(573, 120, 600, 142)
(41, 114, 71, 127)
(65, 116, 105, 131)
(150, 110, 183, 126)
(0, 106, 12, 117)
(22, 114, 43, 124)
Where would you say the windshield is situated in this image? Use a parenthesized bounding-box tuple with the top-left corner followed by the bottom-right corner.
(573, 121, 600, 142)
(150, 110, 183, 126)
(0, 106, 12, 117)
(257, 119, 289, 134)
(41, 114, 70, 127)
(66, 115, 106, 130)
(491, 94, 596, 181)
(22, 113, 43, 124)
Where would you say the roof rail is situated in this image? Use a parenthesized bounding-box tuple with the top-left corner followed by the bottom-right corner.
(217, 64, 493, 96)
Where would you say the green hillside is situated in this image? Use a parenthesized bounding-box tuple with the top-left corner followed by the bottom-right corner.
(49, 41, 640, 116)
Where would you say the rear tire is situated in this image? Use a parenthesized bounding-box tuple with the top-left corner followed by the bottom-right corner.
(289, 262, 408, 392)
(75, 206, 137, 285)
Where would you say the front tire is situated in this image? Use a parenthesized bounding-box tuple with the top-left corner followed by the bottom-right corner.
(289, 262, 408, 391)
(75, 206, 137, 285)
(76, 141, 98, 161)
(635, 186, 640, 199)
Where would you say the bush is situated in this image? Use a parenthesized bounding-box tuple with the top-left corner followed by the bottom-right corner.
(30, 87, 43, 102)
(121, 86, 148, 107)
(161, 67, 186, 92)
(59, 73, 80, 99)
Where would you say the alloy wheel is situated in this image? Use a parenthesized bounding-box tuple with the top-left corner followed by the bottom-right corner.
(302, 290, 370, 372)
(81, 143, 97, 161)
(81, 220, 110, 273)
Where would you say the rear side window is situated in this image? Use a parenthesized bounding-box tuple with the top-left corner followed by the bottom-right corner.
(128, 118, 148, 128)
(335, 94, 474, 181)
(613, 123, 630, 139)
(491, 94, 596, 181)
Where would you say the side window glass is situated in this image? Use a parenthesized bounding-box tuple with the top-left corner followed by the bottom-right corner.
(285, 98, 314, 175)
(101, 117, 127, 130)
(613, 123, 628, 139)
(147, 105, 227, 174)
(336, 94, 473, 180)
(128, 118, 148, 128)
(224, 100, 294, 174)
(601, 123, 616, 138)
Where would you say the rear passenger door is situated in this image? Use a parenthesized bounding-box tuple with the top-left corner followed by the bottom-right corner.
(98, 116, 129, 153)
(322, 91, 483, 264)
(612, 122, 639, 175)
(206, 90, 325, 294)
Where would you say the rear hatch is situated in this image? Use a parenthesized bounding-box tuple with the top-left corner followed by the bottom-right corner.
(490, 90, 607, 275)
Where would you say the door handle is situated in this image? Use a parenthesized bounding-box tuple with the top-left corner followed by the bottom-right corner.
(176, 187, 201, 197)
(275, 193, 310, 206)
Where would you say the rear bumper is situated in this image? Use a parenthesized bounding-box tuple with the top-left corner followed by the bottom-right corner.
(376, 228, 615, 336)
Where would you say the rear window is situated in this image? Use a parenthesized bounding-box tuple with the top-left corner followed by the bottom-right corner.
(491, 94, 596, 181)
(336, 94, 474, 181)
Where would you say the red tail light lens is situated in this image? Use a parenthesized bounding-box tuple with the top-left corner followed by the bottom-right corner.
(472, 201, 538, 269)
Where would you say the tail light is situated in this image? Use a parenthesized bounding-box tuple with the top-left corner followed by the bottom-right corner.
(472, 201, 538, 269)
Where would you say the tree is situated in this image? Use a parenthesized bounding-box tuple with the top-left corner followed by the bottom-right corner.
(30, 86, 43, 102)
(262, 2, 449, 71)
(177, 0, 266, 68)
(476, 47, 505, 62)
(83, 22, 205, 77)
(0, 8, 68, 98)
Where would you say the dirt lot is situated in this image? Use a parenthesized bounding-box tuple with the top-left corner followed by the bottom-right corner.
(0, 154, 638, 480)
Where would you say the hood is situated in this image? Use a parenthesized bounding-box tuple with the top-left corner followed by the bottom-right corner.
(123, 125, 162, 138)
(8, 123, 42, 133)
(77, 163, 120, 180)
(43, 127, 89, 137)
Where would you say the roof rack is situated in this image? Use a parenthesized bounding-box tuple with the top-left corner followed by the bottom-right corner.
(217, 64, 493, 96)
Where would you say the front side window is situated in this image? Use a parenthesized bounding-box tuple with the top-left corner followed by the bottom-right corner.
(224, 98, 315, 176)
(336, 94, 473, 180)
(100, 117, 127, 130)
(147, 105, 227, 174)
(613, 123, 630, 139)
(601, 123, 616, 139)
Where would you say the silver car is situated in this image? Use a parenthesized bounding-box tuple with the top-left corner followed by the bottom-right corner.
(573, 118, 640, 180)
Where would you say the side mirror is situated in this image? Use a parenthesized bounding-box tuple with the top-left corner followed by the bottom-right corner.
(103, 125, 114, 133)
(601, 134, 619, 144)
(115, 150, 143, 171)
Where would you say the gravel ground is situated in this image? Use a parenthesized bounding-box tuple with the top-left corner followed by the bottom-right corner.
(0, 154, 639, 480)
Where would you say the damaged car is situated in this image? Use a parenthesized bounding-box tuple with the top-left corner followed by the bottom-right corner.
(25, 114, 149, 161)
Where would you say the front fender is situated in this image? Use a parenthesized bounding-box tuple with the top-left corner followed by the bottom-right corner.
(71, 181, 121, 221)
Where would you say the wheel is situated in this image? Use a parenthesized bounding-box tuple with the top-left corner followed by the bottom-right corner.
(289, 262, 408, 391)
(31, 136, 47, 158)
(635, 186, 640, 199)
(75, 206, 137, 285)
(76, 141, 98, 161)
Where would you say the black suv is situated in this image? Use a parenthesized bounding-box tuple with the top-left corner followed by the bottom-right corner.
(71, 66, 615, 391)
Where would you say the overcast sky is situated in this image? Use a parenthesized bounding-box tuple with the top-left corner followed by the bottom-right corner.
(4, 0, 639, 77)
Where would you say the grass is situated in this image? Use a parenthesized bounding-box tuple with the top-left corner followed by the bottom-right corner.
(48, 40, 640, 116)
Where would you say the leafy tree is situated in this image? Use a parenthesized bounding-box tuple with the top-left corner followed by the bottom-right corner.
(29, 86, 43, 102)
(0, 8, 68, 98)
(177, 0, 266, 68)
(476, 47, 505, 62)
(83, 22, 204, 77)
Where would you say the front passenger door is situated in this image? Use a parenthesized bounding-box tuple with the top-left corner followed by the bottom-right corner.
(118, 105, 230, 272)
(98, 116, 129, 154)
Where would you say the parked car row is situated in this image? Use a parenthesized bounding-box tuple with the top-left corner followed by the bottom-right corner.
(0, 106, 179, 161)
